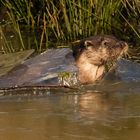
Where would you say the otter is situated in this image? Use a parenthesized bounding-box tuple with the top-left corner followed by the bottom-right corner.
(72, 35, 128, 84)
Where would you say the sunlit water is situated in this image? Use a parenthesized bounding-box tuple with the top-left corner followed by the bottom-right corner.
(0, 84, 140, 140)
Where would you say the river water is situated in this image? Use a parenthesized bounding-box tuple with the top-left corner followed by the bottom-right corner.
(0, 83, 140, 140)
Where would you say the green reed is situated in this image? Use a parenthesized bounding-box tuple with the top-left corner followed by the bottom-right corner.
(0, 0, 140, 52)
(120, 0, 140, 41)
(0, 26, 14, 53)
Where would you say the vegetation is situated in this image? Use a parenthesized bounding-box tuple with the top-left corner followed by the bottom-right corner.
(0, 0, 140, 53)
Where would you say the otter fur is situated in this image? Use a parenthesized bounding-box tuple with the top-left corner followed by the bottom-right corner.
(72, 35, 128, 84)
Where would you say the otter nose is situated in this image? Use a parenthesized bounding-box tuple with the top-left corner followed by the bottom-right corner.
(117, 41, 128, 53)
(121, 42, 128, 54)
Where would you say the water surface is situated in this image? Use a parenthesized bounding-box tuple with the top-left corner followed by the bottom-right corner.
(0, 86, 140, 140)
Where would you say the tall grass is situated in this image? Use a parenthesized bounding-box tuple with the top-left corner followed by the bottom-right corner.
(120, 0, 140, 42)
(0, 0, 140, 52)
(0, 26, 14, 53)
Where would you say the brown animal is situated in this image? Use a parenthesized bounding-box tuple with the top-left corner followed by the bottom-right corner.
(73, 35, 128, 84)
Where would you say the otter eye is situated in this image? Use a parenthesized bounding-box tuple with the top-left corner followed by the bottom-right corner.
(84, 40, 94, 48)
(101, 40, 109, 46)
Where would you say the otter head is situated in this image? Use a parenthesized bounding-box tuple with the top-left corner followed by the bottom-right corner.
(73, 36, 128, 84)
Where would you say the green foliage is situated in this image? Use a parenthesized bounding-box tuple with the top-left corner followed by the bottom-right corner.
(0, 0, 140, 52)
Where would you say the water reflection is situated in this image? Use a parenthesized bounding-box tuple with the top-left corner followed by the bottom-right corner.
(0, 90, 140, 140)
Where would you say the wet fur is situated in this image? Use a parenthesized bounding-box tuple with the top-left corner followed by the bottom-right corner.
(72, 35, 128, 84)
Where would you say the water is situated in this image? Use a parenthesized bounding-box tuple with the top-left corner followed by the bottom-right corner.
(0, 86, 140, 140)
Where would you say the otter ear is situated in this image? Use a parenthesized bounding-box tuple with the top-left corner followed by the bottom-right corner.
(84, 40, 94, 48)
